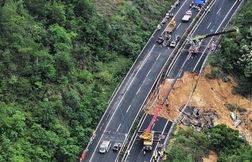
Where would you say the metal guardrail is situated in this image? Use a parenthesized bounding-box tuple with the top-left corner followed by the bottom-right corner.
(154, 0, 219, 159)
(118, 1, 194, 161)
(160, 1, 245, 162)
(128, 0, 217, 161)
(119, 1, 217, 161)
(81, 0, 245, 161)
(200, 0, 245, 74)
(164, 0, 216, 77)
(81, 0, 175, 159)
(117, 2, 186, 161)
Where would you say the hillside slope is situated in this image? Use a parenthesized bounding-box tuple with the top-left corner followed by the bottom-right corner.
(147, 66, 252, 144)
(0, 0, 172, 161)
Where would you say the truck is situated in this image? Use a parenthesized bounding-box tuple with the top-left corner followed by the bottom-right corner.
(156, 19, 176, 46)
(99, 141, 111, 153)
(194, 0, 205, 7)
(182, 10, 192, 22)
(139, 131, 154, 151)
(165, 19, 176, 33)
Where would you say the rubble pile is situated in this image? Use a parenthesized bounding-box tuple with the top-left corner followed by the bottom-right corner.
(178, 106, 218, 131)
(147, 66, 252, 144)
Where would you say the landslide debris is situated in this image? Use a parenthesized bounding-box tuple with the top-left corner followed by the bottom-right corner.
(146, 66, 252, 144)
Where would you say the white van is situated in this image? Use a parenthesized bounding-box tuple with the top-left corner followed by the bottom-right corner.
(99, 141, 111, 153)
(182, 10, 192, 22)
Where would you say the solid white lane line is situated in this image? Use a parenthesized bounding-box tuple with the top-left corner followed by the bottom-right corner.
(207, 22, 212, 29)
(136, 52, 162, 97)
(126, 104, 132, 113)
(89, 0, 198, 160)
(120, 0, 212, 160)
(150, 120, 169, 162)
(125, 114, 148, 160)
(116, 123, 121, 132)
(191, 0, 217, 35)
(162, 0, 188, 35)
(178, 53, 192, 76)
(139, 45, 155, 69)
(173, 0, 188, 19)
(90, 44, 156, 161)
(198, 1, 243, 74)
(167, 0, 217, 77)
(117, 47, 173, 161)
(123, 45, 155, 95)
(193, 0, 238, 72)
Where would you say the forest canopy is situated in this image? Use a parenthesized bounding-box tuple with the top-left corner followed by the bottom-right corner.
(167, 125, 252, 162)
(0, 0, 171, 161)
(209, 0, 252, 96)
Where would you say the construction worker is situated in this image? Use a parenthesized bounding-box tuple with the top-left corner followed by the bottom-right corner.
(90, 130, 96, 142)
(159, 150, 164, 157)
(93, 131, 96, 137)
(153, 150, 158, 161)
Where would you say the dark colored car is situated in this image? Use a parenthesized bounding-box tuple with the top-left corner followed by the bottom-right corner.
(156, 36, 164, 44)
(112, 143, 122, 151)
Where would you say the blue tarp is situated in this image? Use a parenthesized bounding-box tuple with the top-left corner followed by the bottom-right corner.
(195, 0, 205, 5)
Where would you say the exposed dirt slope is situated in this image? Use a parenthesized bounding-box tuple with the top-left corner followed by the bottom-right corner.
(146, 66, 252, 144)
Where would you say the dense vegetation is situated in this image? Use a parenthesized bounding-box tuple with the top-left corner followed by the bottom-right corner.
(0, 0, 171, 161)
(168, 2, 252, 161)
(209, 0, 252, 96)
(167, 125, 252, 162)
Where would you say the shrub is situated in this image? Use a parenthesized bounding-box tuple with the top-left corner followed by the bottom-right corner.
(224, 103, 247, 112)
(206, 70, 224, 79)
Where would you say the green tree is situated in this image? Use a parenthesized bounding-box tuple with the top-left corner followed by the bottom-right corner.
(0, 0, 173, 161)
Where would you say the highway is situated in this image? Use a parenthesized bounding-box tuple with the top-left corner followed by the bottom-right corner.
(168, 0, 243, 78)
(124, 114, 172, 162)
(122, 0, 243, 162)
(82, 0, 197, 161)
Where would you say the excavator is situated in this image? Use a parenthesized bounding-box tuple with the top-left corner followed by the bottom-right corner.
(188, 28, 237, 54)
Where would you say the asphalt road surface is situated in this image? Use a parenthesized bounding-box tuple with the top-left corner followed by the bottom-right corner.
(168, 0, 243, 78)
(82, 0, 197, 161)
(123, 114, 172, 162)
(122, 0, 243, 162)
